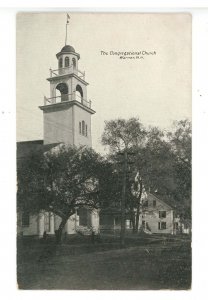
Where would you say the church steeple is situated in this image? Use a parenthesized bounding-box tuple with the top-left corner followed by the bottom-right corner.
(39, 17, 95, 147)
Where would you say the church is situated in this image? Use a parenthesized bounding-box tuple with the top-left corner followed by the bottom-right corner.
(17, 22, 99, 237)
(17, 17, 180, 238)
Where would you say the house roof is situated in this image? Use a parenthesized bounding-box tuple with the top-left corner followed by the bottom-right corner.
(146, 192, 173, 210)
(100, 192, 173, 216)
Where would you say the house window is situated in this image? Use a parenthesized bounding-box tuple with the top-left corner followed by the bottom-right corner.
(79, 122, 81, 134)
(174, 222, 178, 230)
(85, 124, 88, 137)
(153, 200, 156, 207)
(159, 211, 166, 218)
(143, 200, 148, 207)
(158, 222, 166, 230)
(22, 211, 30, 227)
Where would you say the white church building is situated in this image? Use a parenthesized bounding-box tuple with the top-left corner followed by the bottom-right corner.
(17, 26, 99, 237)
(17, 18, 179, 238)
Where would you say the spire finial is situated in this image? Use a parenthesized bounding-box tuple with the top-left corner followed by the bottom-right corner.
(65, 14, 70, 45)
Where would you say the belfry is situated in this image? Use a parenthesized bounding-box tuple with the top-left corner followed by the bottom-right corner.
(39, 26, 95, 147)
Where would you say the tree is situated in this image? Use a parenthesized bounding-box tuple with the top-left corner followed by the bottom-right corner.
(101, 118, 146, 152)
(167, 120, 192, 219)
(134, 121, 191, 221)
(102, 118, 146, 242)
(101, 117, 192, 236)
(17, 145, 115, 243)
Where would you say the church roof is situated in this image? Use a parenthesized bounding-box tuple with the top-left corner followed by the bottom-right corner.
(17, 140, 61, 163)
(60, 45, 75, 53)
(56, 44, 80, 59)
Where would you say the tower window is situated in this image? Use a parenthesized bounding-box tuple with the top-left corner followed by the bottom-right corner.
(72, 57, 76, 68)
(82, 121, 85, 136)
(85, 124, 88, 137)
(59, 57, 63, 68)
(79, 121, 88, 136)
(65, 56, 69, 67)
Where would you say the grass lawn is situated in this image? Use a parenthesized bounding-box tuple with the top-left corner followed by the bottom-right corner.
(17, 234, 191, 290)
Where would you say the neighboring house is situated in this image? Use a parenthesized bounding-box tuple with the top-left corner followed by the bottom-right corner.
(17, 25, 99, 237)
(100, 193, 176, 235)
(140, 193, 174, 234)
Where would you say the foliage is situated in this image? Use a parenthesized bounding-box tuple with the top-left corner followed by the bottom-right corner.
(17, 145, 117, 242)
(101, 117, 146, 152)
(101, 117, 192, 224)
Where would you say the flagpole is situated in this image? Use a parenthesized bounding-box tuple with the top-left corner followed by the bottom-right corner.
(65, 23, 68, 45)
(65, 14, 70, 45)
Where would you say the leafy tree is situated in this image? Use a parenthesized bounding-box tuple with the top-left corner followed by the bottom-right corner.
(17, 145, 115, 243)
(102, 118, 146, 240)
(101, 117, 192, 236)
(101, 117, 146, 152)
(167, 120, 192, 219)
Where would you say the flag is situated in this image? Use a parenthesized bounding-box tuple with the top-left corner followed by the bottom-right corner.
(67, 14, 70, 24)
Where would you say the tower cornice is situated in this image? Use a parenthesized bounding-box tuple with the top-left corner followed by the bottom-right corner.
(47, 73, 89, 86)
(39, 100, 95, 115)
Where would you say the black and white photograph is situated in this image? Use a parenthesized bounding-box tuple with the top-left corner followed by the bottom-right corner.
(16, 12, 191, 290)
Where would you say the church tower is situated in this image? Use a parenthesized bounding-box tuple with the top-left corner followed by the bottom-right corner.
(39, 27, 95, 147)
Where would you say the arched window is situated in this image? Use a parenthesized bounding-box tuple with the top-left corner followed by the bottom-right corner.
(72, 57, 76, 68)
(75, 84, 83, 103)
(56, 82, 68, 102)
(65, 56, 69, 67)
(59, 57, 63, 68)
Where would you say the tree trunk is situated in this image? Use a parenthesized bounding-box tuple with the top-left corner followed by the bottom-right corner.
(131, 208, 136, 233)
(135, 180, 143, 233)
(120, 150, 127, 247)
(55, 216, 69, 244)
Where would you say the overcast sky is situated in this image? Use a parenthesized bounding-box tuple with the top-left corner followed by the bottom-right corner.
(16, 12, 191, 153)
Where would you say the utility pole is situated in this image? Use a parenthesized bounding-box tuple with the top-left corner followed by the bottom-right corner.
(117, 149, 135, 247)
(120, 149, 127, 247)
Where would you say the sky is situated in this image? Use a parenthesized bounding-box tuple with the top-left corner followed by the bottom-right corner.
(16, 12, 191, 153)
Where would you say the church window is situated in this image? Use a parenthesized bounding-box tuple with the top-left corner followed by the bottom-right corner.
(115, 217, 120, 226)
(22, 211, 30, 227)
(59, 57, 63, 68)
(79, 122, 81, 134)
(65, 56, 69, 67)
